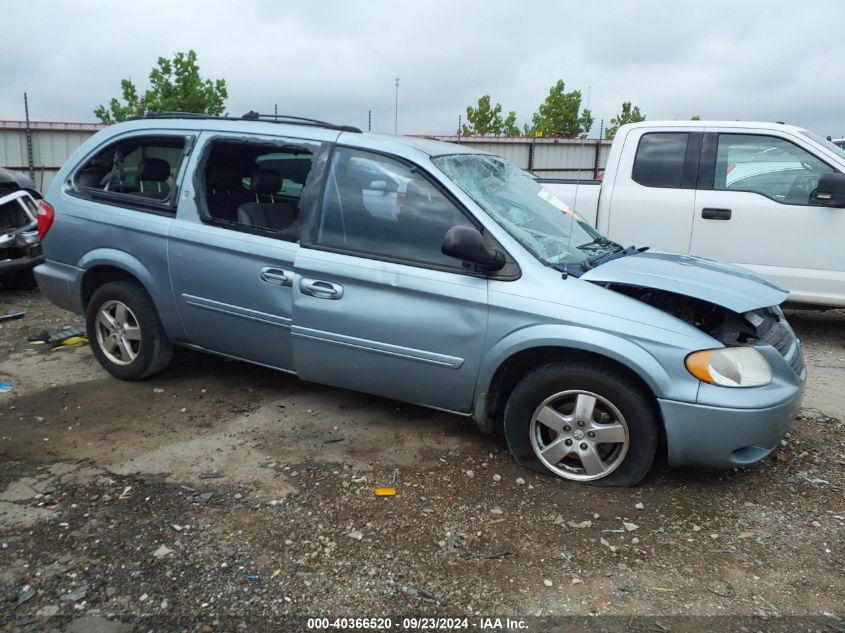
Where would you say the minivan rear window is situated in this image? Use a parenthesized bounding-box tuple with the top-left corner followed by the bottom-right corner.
(632, 132, 689, 188)
(74, 135, 187, 206)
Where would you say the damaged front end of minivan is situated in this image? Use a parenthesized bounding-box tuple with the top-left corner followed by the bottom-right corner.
(580, 250, 806, 379)
(601, 283, 805, 378)
(576, 249, 805, 469)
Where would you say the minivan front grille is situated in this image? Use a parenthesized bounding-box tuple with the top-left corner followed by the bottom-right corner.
(758, 317, 805, 378)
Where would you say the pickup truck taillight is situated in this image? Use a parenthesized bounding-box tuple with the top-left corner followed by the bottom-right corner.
(36, 200, 55, 240)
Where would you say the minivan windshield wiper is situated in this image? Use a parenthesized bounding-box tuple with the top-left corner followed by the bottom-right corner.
(581, 244, 650, 271)
(582, 245, 632, 270)
(576, 236, 619, 252)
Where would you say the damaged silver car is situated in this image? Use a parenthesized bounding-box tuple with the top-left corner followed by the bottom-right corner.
(0, 188, 43, 288)
(34, 113, 805, 485)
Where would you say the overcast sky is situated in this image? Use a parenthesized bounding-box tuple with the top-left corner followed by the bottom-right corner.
(2, 0, 843, 137)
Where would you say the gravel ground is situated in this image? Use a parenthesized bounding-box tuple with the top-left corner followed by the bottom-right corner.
(0, 289, 842, 632)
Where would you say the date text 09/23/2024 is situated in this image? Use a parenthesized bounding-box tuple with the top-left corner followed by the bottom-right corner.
(306, 617, 527, 631)
(306, 617, 527, 630)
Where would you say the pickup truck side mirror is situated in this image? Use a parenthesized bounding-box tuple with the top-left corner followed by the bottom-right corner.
(442, 226, 505, 271)
(810, 173, 845, 208)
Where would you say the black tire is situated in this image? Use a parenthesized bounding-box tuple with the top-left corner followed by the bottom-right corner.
(86, 280, 173, 381)
(503, 360, 658, 486)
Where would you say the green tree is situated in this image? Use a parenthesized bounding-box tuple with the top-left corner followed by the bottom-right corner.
(604, 101, 646, 139)
(527, 80, 593, 137)
(691, 115, 701, 121)
(95, 50, 228, 123)
(462, 95, 522, 136)
(463, 95, 501, 135)
(503, 110, 521, 136)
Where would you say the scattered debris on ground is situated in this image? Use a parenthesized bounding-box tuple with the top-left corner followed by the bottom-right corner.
(0, 291, 842, 626)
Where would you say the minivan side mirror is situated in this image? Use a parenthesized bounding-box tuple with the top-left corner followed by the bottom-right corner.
(811, 173, 845, 208)
(442, 226, 505, 271)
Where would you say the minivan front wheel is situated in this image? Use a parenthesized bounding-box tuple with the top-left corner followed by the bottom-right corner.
(86, 280, 173, 381)
(504, 361, 658, 486)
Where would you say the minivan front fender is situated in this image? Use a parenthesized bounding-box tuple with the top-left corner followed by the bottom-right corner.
(475, 323, 700, 425)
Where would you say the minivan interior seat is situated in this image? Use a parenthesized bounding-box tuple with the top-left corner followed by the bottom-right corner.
(207, 171, 251, 221)
(237, 168, 297, 231)
(76, 166, 109, 189)
(134, 158, 172, 198)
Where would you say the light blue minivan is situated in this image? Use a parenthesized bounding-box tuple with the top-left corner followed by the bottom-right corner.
(33, 112, 805, 485)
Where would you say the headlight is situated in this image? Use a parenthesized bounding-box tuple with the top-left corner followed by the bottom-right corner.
(685, 347, 772, 387)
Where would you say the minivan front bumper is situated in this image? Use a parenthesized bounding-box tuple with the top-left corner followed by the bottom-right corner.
(658, 392, 802, 468)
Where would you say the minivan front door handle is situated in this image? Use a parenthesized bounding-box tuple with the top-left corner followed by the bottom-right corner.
(701, 208, 732, 220)
(300, 278, 344, 300)
(260, 267, 293, 286)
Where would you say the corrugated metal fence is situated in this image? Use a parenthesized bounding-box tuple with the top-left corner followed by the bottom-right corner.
(0, 120, 104, 192)
(420, 135, 613, 180)
(1, 121, 613, 194)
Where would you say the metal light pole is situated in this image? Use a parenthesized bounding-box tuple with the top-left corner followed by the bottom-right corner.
(394, 78, 400, 135)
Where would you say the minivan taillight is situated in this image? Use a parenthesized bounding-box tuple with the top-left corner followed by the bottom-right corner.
(36, 200, 55, 240)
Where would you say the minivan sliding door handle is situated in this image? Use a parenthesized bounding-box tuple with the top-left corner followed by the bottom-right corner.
(300, 278, 344, 300)
(701, 208, 732, 220)
(260, 267, 293, 286)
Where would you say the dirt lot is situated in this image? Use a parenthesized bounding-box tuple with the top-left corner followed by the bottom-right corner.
(0, 289, 843, 632)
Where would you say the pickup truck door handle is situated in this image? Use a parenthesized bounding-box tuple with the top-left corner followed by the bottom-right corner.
(259, 267, 293, 286)
(701, 208, 732, 220)
(300, 278, 344, 300)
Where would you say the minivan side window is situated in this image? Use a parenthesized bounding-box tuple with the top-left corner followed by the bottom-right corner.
(714, 134, 835, 205)
(632, 132, 690, 188)
(74, 135, 187, 209)
(315, 147, 475, 270)
(198, 137, 323, 243)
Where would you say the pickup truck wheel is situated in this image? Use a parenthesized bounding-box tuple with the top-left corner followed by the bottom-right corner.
(503, 361, 658, 486)
(86, 281, 173, 381)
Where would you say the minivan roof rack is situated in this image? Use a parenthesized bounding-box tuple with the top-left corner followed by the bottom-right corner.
(240, 111, 361, 133)
(132, 111, 362, 133)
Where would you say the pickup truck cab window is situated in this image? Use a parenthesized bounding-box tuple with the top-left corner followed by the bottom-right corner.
(72, 135, 188, 212)
(315, 147, 475, 270)
(631, 132, 689, 188)
(715, 134, 835, 205)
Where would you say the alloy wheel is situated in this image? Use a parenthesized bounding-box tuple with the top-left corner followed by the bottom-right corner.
(94, 299, 142, 366)
(529, 389, 630, 481)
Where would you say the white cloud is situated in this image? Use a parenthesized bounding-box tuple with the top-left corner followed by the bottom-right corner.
(2, 0, 842, 137)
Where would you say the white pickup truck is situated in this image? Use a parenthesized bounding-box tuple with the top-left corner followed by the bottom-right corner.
(542, 121, 845, 307)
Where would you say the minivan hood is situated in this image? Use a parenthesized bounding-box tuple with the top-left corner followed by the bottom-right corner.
(580, 251, 788, 313)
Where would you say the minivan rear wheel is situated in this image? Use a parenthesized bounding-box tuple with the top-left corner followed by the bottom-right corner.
(86, 280, 173, 381)
(503, 360, 658, 486)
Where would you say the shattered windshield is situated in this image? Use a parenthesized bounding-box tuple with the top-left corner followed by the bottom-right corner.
(432, 153, 620, 269)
